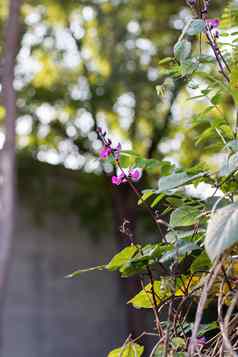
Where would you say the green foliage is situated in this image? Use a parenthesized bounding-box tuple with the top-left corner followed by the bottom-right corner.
(169, 206, 200, 227)
(106, 246, 139, 271)
(205, 203, 238, 261)
(158, 172, 207, 193)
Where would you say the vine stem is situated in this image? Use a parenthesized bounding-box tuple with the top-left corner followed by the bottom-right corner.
(188, 258, 223, 356)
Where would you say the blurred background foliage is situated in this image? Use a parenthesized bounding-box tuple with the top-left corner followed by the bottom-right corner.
(0, 0, 229, 234)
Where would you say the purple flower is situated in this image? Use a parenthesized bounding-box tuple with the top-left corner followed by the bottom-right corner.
(112, 173, 126, 186)
(111, 168, 142, 186)
(187, 0, 196, 6)
(129, 169, 141, 182)
(114, 143, 122, 161)
(207, 18, 220, 29)
(99, 146, 112, 159)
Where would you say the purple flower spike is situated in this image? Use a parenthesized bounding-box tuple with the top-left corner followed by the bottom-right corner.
(207, 18, 220, 29)
(114, 143, 122, 161)
(130, 169, 141, 182)
(99, 147, 112, 159)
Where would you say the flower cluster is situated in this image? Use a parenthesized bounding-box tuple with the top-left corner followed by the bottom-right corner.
(97, 127, 142, 186)
(97, 127, 121, 161)
(112, 169, 141, 186)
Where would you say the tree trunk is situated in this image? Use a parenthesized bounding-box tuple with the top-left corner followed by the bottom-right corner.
(0, 0, 22, 308)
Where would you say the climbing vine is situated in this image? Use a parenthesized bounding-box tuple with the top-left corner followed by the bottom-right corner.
(69, 1, 238, 355)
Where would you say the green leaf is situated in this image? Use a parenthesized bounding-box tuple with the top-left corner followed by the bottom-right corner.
(108, 343, 144, 357)
(151, 345, 164, 357)
(211, 92, 222, 105)
(170, 206, 200, 227)
(174, 40, 191, 62)
(198, 322, 218, 337)
(66, 265, 106, 278)
(166, 228, 205, 243)
(160, 242, 199, 263)
(151, 193, 165, 208)
(106, 246, 138, 271)
(158, 172, 206, 193)
(171, 337, 186, 349)
(195, 127, 216, 145)
(128, 281, 163, 308)
(219, 153, 238, 176)
(138, 190, 155, 205)
(187, 19, 205, 36)
(120, 244, 166, 277)
(181, 58, 199, 76)
(205, 203, 238, 261)
(190, 251, 211, 273)
(134, 157, 160, 170)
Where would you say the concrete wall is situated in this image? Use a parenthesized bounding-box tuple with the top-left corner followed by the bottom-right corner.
(2, 208, 126, 357)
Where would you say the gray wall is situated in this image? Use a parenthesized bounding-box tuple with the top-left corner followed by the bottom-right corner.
(2, 208, 126, 357)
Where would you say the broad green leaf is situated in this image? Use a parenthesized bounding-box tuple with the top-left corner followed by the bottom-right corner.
(170, 206, 200, 227)
(205, 203, 238, 261)
(187, 19, 205, 36)
(128, 281, 162, 308)
(66, 265, 106, 278)
(108, 343, 144, 357)
(158, 172, 206, 193)
(219, 153, 238, 176)
(135, 157, 160, 170)
(190, 251, 211, 273)
(174, 40, 191, 62)
(120, 244, 166, 277)
(106, 246, 138, 271)
(166, 228, 205, 243)
(160, 242, 199, 263)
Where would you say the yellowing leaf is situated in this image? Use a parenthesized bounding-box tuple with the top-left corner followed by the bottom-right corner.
(176, 275, 202, 296)
(128, 281, 162, 309)
(108, 343, 144, 357)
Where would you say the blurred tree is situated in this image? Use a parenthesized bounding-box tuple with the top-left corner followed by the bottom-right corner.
(0, 0, 22, 348)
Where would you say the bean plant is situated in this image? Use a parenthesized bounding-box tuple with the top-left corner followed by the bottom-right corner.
(68, 1, 238, 355)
